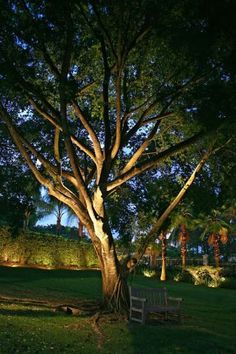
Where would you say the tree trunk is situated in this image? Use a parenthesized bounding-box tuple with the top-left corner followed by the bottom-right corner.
(159, 231, 167, 281)
(56, 216, 61, 235)
(150, 250, 158, 269)
(78, 219, 84, 238)
(213, 234, 221, 268)
(180, 224, 188, 268)
(86, 216, 129, 313)
(23, 209, 31, 230)
(97, 244, 129, 312)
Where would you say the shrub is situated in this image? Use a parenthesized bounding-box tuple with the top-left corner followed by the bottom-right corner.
(142, 268, 157, 278)
(173, 269, 194, 283)
(173, 266, 227, 288)
(0, 227, 99, 269)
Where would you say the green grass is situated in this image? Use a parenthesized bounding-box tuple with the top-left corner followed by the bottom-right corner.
(0, 266, 236, 354)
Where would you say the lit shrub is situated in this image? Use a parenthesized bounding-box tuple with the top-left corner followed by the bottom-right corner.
(174, 269, 193, 283)
(142, 268, 157, 278)
(174, 266, 227, 288)
(0, 227, 98, 268)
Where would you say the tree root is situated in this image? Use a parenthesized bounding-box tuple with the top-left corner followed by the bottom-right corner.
(89, 312, 105, 349)
(108, 275, 129, 314)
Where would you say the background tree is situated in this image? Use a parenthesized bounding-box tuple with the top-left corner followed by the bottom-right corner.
(0, 0, 235, 311)
(159, 230, 167, 281)
(196, 209, 232, 267)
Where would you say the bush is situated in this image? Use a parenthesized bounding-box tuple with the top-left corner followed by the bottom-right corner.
(174, 269, 194, 284)
(173, 266, 228, 288)
(0, 227, 99, 268)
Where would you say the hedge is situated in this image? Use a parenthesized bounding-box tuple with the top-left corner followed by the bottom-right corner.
(0, 227, 99, 269)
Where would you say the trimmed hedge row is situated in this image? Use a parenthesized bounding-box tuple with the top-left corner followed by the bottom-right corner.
(0, 227, 99, 268)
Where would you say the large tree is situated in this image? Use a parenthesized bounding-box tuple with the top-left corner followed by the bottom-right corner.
(0, 0, 235, 310)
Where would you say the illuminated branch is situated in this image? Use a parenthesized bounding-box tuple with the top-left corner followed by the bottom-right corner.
(100, 38, 111, 155)
(107, 132, 203, 192)
(111, 72, 122, 159)
(141, 111, 174, 125)
(72, 101, 103, 160)
(75, 81, 96, 96)
(135, 149, 213, 260)
(0, 103, 79, 190)
(60, 95, 96, 220)
(0, 103, 53, 188)
(121, 120, 161, 174)
(124, 98, 162, 144)
(54, 128, 61, 164)
(30, 98, 96, 163)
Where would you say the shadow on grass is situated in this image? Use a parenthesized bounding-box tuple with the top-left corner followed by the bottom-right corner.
(0, 308, 61, 318)
(0, 266, 101, 281)
(128, 322, 236, 354)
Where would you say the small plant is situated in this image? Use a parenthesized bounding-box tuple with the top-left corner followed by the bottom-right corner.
(142, 268, 157, 278)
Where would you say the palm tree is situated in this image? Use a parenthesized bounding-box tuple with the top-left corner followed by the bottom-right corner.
(37, 190, 69, 235)
(207, 228, 228, 267)
(53, 202, 68, 235)
(67, 208, 85, 239)
(159, 230, 167, 281)
(170, 207, 193, 268)
(145, 242, 160, 269)
(197, 209, 231, 267)
(178, 224, 190, 268)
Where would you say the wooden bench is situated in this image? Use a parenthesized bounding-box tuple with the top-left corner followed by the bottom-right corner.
(129, 286, 182, 324)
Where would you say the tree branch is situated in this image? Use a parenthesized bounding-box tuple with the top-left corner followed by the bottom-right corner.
(72, 101, 102, 155)
(107, 131, 204, 192)
(121, 120, 161, 174)
(111, 71, 122, 159)
(91, 2, 118, 60)
(100, 37, 111, 155)
(135, 149, 214, 260)
(30, 98, 96, 162)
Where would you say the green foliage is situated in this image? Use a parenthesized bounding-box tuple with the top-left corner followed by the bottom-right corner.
(0, 227, 98, 268)
(174, 266, 229, 288)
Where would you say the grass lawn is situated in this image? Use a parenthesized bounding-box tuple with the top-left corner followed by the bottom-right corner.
(0, 266, 235, 354)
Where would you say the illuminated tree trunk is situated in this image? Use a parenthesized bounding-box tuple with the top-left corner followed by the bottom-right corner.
(159, 231, 167, 281)
(179, 224, 189, 268)
(212, 234, 221, 268)
(83, 191, 129, 312)
(88, 226, 129, 311)
(100, 251, 129, 311)
(208, 233, 221, 267)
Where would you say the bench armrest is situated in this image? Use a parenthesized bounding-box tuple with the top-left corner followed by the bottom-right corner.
(130, 296, 146, 303)
(168, 296, 182, 301)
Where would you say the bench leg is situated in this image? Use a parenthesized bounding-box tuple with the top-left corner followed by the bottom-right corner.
(141, 310, 147, 324)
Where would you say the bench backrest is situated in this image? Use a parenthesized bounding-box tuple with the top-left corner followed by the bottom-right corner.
(129, 286, 168, 306)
